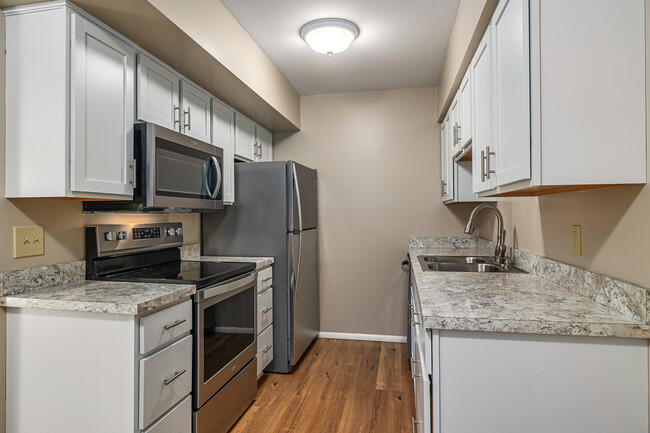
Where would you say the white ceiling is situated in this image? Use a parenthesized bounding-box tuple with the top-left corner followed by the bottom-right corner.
(221, 0, 461, 95)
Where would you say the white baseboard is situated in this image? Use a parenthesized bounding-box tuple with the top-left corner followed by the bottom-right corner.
(318, 331, 407, 343)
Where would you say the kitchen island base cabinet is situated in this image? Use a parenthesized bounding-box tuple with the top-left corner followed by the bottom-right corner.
(431, 331, 648, 433)
(7, 301, 193, 433)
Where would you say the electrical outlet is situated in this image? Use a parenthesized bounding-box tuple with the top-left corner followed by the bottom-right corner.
(14, 226, 44, 258)
(571, 225, 581, 255)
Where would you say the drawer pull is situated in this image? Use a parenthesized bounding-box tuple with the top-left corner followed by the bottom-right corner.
(262, 307, 272, 314)
(262, 277, 272, 282)
(163, 369, 187, 386)
(412, 417, 422, 433)
(164, 319, 187, 330)
(262, 345, 272, 354)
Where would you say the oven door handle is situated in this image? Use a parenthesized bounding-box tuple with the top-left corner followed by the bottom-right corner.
(195, 272, 256, 303)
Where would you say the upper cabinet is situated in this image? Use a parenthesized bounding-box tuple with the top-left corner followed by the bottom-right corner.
(438, 0, 646, 200)
(136, 54, 180, 131)
(6, 2, 275, 203)
(255, 126, 273, 162)
(137, 55, 211, 143)
(212, 99, 236, 205)
(458, 69, 473, 150)
(234, 113, 257, 161)
(180, 81, 211, 142)
(440, 114, 454, 202)
(5, 5, 134, 199)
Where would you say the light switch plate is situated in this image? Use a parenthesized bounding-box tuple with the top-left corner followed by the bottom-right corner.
(571, 225, 581, 255)
(14, 226, 44, 258)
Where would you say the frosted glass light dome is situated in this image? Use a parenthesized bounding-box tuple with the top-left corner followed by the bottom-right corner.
(300, 18, 360, 56)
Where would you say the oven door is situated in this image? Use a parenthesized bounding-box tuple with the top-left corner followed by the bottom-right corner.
(137, 123, 223, 212)
(194, 272, 257, 409)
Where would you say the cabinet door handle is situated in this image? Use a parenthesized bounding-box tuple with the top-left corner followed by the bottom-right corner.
(173, 105, 180, 129)
(485, 145, 496, 180)
(262, 345, 272, 354)
(262, 307, 272, 314)
(164, 319, 187, 330)
(129, 159, 137, 189)
(184, 107, 191, 131)
(163, 369, 187, 386)
(481, 150, 487, 182)
(457, 124, 462, 144)
(412, 417, 423, 433)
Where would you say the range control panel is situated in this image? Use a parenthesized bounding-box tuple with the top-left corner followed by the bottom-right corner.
(86, 222, 184, 257)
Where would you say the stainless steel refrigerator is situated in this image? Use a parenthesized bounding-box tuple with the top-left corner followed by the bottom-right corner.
(201, 161, 319, 373)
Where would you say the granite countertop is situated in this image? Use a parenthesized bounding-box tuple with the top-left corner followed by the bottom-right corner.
(410, 246, 650, 338)
(2, 281, 196, 316)
(192, 256, 274, 270)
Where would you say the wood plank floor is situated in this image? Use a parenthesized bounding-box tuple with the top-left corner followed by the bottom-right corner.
(230, 339, 415, 433)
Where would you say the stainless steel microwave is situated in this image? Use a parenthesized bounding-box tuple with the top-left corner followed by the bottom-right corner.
(84, 123, 223, 213)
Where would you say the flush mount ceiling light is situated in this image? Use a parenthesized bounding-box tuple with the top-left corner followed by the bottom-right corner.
(300, 18, 360, 56)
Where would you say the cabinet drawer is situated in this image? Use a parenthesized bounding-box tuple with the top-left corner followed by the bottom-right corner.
(257, 288, 273, 334)
(139, 335, 192, 429)
(140, 300, 192, 355)
(142, 395, 191, 433)
(257, 324, 273, 376)
(257, 266, 273, 293)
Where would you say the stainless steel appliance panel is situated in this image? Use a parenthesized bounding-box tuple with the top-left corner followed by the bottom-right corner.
(194, 273, 256, 409)
(289, 228, 320, 364)
(193, 358, 257, 433)
(288, 161, 318, 232)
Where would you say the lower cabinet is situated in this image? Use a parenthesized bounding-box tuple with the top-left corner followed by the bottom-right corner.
(6, 299, 194, 433)
(409, 282, 432, 433)
(256, 265, 274, 377)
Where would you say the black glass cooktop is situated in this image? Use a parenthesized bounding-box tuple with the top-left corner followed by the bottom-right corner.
(105, 260, 256, 289)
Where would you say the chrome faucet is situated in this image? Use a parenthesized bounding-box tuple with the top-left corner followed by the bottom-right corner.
(464, 204, 508, 267)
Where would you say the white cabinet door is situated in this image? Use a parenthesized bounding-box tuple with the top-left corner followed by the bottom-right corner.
(471, 26, 496, 194)
(440, 115, 454, 202)
(137, 54, 180, 131)
(449, 94, 461, 157)
(493, 0, 530, 187)
(459, 68, 472, 148)
(234, 113, 257, 161)
(70, 15, 134, 197)
(212, 99, 236, 204)
(181, 81, 211, 142)
(255, 125, 273, 162)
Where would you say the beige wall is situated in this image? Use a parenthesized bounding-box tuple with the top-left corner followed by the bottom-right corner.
(274, 88, 475, 336)
(436, 0, 498, 122)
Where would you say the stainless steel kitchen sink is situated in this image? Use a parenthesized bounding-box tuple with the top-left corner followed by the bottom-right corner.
(417, 256, 526, 273)
(420, 255, 492, 264)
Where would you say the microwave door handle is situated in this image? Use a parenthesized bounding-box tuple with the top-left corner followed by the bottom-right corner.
(204, 160, 213, 198)
(211, 156, 221, 199)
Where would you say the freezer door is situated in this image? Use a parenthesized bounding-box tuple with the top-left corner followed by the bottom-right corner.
(289, 228, 320, 365)
(288, 162, 318, 231)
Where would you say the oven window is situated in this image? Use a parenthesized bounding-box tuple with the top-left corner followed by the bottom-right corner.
(202, 287, 255, 382)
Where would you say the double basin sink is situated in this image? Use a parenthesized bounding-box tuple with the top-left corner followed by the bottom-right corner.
(417, 255, 525, 273)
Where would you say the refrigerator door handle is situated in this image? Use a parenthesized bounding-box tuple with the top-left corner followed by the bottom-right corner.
(292, 162, 303, 231)
(294, 232, 302, 301)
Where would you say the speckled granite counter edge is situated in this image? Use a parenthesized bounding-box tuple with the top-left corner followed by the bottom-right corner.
(181, 244, 274, 270)
(409, 236, 650, 326)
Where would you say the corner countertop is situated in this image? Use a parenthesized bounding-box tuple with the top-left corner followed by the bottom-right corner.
(410, 245, 650, 339)
(191, 256, 274, 270)
(1, 281, 196, 316)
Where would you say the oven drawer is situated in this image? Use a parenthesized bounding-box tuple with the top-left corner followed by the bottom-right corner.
(139, 335, 193, 429)
(142, 395, 191, 433)
(257, 266, 272, 293)
(194, 358, 257, 433)
(140, 300, 192, 355)
(257, 287, 273, 333)
(257, 324, 273, 376)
